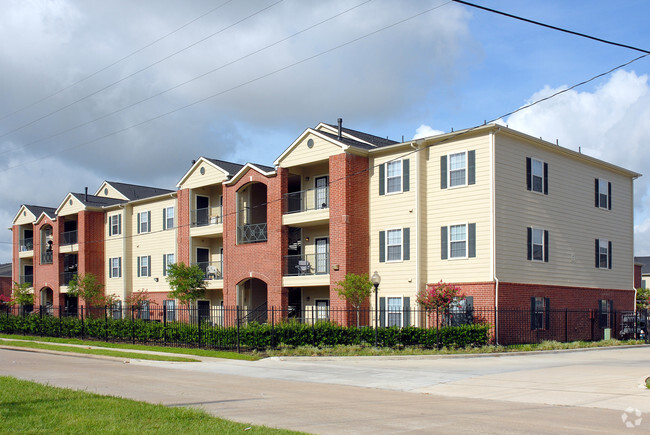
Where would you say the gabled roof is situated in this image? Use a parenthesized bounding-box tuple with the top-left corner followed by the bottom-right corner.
(12, 204, 57, 225)
(224, 162, 277, 186)
(55, 192, 125, 215)
(97, 181, 174, 201)
(176, 157, 249, 187)
(319, 123, 399, 148)
(635, 256, 650, 274)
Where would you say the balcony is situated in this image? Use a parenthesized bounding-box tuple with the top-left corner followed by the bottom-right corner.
(191, 207, 222, 227)
(282, 253, 330, 287)
(192, 260, 223, 290)
(237, 223, 267, 244)
(19, 275, 33, 286)
(61, 230, 78, 246)
(41, 251, 53, 264)
(61, 271, 77, 286)
(19, 238, 33, 252)
(282, 187, 330, 227)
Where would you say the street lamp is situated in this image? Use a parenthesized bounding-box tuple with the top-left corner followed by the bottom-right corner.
(371, 271, 381, 347)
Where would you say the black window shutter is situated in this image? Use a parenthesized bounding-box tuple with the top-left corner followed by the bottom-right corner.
(440, 156, 447, 189)
(595, 239, 599, 268)
(403, 228, 410, 261)
(109, 218, 113, 236)
(403, 297, 410, 326)
(147, 211, 151, 232)
(608, 241, 612, 269)
(379, 297, 386, 328)
(543, 162, 548, 195)
(118, 257, 121, 278)
(527, 227, 532, 261)
(526, 157, 531, 191)
(544, 297, 551, 330)
(163, 208, 167, 230)
(595, 179, 599, 207)
(109, 258, 112, 278)
(163, 255, 167, 276)
(137, 256, 141, 277)
(608, 182, 612, 210)
(403, 159, 410, 192)
(544, 230, 549, 263)
(379, 164, 385, 196)
(118, 214, 122, 235)
(137, 213, 140, 234)
(468, 223, 476, 258)
(530, 297, 536, 329)
(379, 231, 385, 263)
(147, 255, 152, 276)
(441, 226, 448, 260)
(608, 300, 613, 328)
(468, 150, 476, 185)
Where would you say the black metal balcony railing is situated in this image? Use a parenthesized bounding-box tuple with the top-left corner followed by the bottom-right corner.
(41, 251, 53, 264)
(192, 260, 223, 280)
(61, 230, 78, 246)
(19, 238, 33, 251)
(284, 253, 330, 276)
(19, 275, 33, 286)
(191, 207, 222, 227)
(284, 186, 330, 214)
(237, 223, 267, 244)
(61, 271, 77, 286)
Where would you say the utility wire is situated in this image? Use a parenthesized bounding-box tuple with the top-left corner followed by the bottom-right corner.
(453, 0, 650, 54)
(0, 0, 234, 123)
(0, 0, 283, 140)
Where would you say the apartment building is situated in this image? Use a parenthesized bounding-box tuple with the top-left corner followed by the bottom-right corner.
(10, 121, 639, 331)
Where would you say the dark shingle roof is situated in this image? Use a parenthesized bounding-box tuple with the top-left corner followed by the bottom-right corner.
(250, 162, 275, 172)
(204, 158, 245, 175)
(318, 131, 378, 150)
(24, 205, 57, 219)
(324, 124, 399, 148)
(0, 263, 11, 277)
(72, 193, 125, 208)
(635, 256, 650, 274)
(106, 181, 175, 201)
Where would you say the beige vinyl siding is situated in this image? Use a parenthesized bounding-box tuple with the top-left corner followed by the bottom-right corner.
(369, 150, 418, 301)
(301, 226, 330, 258)
(494, 133, 634, 289)
(425, 134, 492, 284)
(191, 238, 223, 269)
(13, 207, 36, 225)
(180, 161, 229, 190)
(95, 182, 129, 200)
(278, 134, 343, 168)
(57, 195, 86, 216)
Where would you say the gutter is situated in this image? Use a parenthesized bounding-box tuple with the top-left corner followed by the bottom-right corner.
(411, 140, 423, 324)
(491, 127, 501, 345)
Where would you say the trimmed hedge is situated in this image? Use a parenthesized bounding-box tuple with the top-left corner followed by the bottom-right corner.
(0, 312, 490, 350)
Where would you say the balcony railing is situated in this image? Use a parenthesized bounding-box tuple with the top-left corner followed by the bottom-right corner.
(284, 253, 330, 276)
(237, 223, 267, 244)
(191, 207, 222, 227)
(61, 271, 77, 286)
(19, 274, 33, 286)
(41, 251, 53, 264)
(192, 260, 223, 280)
(19, 238, 33, 251)
(284, 186, 330, 214)
(61, 230, 78, 246)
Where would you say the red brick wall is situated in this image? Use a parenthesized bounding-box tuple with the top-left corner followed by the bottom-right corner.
(78, 211, 105, 284)
(0, 277, 11, 299)
(177, 188, 190, 265)
(33, 216, 59, 305)
(328, 153, 370, 324)
(634, 263, 642, 289)
(12, 225, 19, 285)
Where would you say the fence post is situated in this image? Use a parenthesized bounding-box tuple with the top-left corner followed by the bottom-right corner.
(39, 305, 43, 337)
(198, 306, 202, 349)
(132, 306, 135, 345)
(236, 306, 241, 354)
(105, 305, 109, 342)
(58, 306, 62, 338)
(81, 306, 85, 339)
(565, 308, 568, 343)
(312, 306, 316, 347)
(271, 308, 275, 349)
(163, 303, 167, 345)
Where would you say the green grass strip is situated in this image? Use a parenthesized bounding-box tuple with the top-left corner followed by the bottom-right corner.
(0, 339, 199, 362)
(0, 376, 301, 434)
(0, 333, 260, 360)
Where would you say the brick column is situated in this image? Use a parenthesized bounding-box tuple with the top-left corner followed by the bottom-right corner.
(177, 188, 191, 265)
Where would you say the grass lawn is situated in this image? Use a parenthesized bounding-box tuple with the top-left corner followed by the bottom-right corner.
(0, 376, 301, 434)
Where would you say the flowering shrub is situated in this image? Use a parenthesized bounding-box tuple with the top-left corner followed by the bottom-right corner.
(417, 281, 465, 313)
(0, 294, 11, 304)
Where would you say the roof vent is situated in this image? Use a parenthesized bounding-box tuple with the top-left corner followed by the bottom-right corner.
(337, 118, 343, 140)
(191, 159, 196, 166)
(85, 187, 88, 202)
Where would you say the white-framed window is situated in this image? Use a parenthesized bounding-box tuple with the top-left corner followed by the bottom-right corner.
(387, 297, 403, 327)
(109, 214, 121, 236)
(386, 229, 403, 262)
(164, 299, 176, 322)
(532, 229, 544, 261)
(163, 206, 174, 230)
(315, 299, 329, 321)
(140, 300, 150, 320)
(596, 178, 611, 210)
(386, 160, 402, 194)
(449, 224, 467, 259)
(531, 158, 544, 193)
(448, 151, 467, 188)
(138, 211, 151, 233)
(597, 239, 610, 269)
(137, 255, 151, 277)
(163, 253, 175, 276)
(109, 257, 121, 278)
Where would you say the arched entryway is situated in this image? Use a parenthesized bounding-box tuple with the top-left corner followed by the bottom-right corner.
(237, 278, 268, 323)
(40, 287, 53, 315)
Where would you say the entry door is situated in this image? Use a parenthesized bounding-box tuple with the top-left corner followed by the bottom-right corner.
(197, 300, 210, 323)
(196, 195, 209, 226)
(196, 248, 210, 277)
(315, 176, 329, 209)
(315, 238, 329, 274)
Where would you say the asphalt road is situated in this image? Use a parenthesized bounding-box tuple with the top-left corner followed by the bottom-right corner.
(1, 345, 649, 433)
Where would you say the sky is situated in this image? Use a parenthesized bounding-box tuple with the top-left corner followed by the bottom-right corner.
(1, 0, 650, 263)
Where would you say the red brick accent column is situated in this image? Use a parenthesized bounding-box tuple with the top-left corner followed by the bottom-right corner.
(177, 188, 190, 265)
(33, 216, 59, 307)
(11, 225, 19, 287)
(328, 153, 370, 325)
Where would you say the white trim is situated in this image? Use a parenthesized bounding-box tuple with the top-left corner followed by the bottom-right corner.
(385, 159, 403, 195)
(176, 156, 235, 188)
(530, 157, 545, 194)
(223, 162, 277, 186)
(598, 238, 610, 269)
(93, 181, 130, 200)
(597, 178, 609, 209)
(447, 150, 468, 189)
(530, 227, 545, 262)
(274, 128, 353, 166)
(384, 295, 404, 328)
(385, 227, 404, 263)
(448, 222, 468, 260)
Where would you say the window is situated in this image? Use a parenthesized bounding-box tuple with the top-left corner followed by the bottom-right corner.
(163, 207, 175, 230)
(109, 257, 122, 278)
(137, 255, 151, 277)
(379, 228, 410, 262)
(449, 152, 466, 187)
(595, 239, 612, 269)
(379, 296, 411, 327)
(137, 211, 151, 234)
(378, 159, 409, 195)
(386, 160, 402, 193)
(448, 296, 474, 327)
(387, 297, 403, 327)
(526, 157, 548, 194)
(140, 300, 150, 320)
(164, 300, 176, 322)
(595, 178, 611, 210)
(530, 297, 549, 330)
(163, 253, 175, 276)
(109, 214, 121, 236)
(527, 228, 549, 262)
(315, 300, 329, 321)
(441, 224, 476, 260)
(112, 300, 122, 320)
(598, 299, 613, 329)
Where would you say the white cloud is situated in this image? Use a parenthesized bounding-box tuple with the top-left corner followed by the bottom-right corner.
(412, 124, 445, 140)
(505, 70, 650, 254)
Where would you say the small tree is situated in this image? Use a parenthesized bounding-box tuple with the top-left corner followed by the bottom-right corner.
(637, 287, 650, 310)
(11, 281, 34, 306)
(417, 281, 465, 324)
(67, 273, 106, 307)
(334, 273, 373, 327)
(126, 289, 153, 308)
(166, 262, 206, 305)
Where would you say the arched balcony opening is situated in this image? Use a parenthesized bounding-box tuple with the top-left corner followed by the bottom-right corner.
(236, 182, 267, 244)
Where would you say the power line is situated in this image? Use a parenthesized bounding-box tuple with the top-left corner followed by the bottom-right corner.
(453, 0, 650, 54)
(0, 0, 234, 123)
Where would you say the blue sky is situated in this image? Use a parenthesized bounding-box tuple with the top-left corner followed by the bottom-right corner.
(1, 0, 649, 262)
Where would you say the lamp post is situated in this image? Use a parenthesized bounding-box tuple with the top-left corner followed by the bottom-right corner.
(371, 271, 381, 348)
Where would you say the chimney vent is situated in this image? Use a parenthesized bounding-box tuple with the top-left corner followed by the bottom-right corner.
(337, 118, 342, 140)
(191, 159, 196, 166)
(85, 187, 88, 202)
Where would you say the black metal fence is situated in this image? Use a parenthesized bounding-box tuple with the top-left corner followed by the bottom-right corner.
(0, 304, 647, 351)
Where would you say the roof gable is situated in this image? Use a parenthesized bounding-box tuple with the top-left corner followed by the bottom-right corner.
(94, 181, 129, 200)
(274, 128, 348, 167)
(96, 181, 174, 201)
(177, 157, 238, 189)
(224, 163, 277, 186)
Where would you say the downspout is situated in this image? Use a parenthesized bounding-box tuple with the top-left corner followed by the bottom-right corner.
(120, 204, 127, 303)
(491, 127, 501, 345)
(411, 140, 422, 326)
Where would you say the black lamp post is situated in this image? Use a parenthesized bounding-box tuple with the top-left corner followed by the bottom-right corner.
(371, 271, 381, 347)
